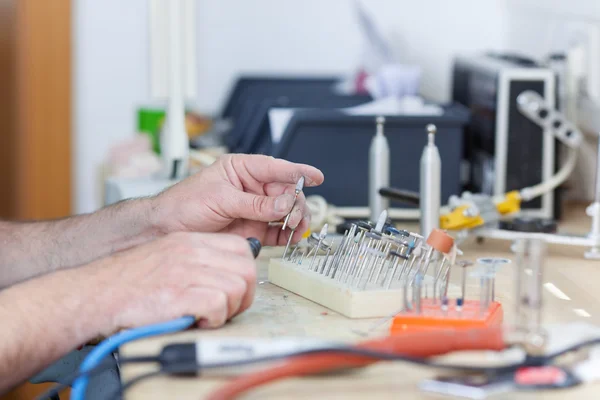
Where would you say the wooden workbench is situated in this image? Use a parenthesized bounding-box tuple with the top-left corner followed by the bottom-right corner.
(121, 204, 600, 399)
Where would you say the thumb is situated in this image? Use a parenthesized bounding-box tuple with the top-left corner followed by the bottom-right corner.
(232, 192, 295, 222)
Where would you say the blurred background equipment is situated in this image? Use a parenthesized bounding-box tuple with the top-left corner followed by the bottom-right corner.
(451, 52, 560, 220)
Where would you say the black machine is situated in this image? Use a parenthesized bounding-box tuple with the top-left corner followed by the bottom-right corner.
(451, 52, 561, 219)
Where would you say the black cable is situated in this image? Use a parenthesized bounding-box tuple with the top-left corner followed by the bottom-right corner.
(56, 336, 600, 400)
(35, 355, 159, 400)
(34, 361, 113, 400)
(112, 347, 527, 399)
(105, 363, 195, 400)
(196, 347, 525, 374)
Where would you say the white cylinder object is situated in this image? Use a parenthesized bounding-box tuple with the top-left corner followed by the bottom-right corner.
(369, 116, 390, 223)
(420, 124, 441, 237)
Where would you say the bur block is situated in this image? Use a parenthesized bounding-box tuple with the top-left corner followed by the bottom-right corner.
(268, 257, 453, 319)
(390, 299, 504, 335)
(268, 258, 403, 318)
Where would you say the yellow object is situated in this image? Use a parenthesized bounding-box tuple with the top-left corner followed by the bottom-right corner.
(302, 229, 311, 239)
(440, 205, 485, 230)
(440, 191, 522, 231)
(496, 190, 521, 215)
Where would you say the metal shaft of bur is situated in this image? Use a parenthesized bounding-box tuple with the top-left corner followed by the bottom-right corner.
(304, 245, 316, 267)
(309, 240, 321, 270)
(361, 240, 383, 287)
(282, 229, 295, 260)
(329, 229, 351, 272)
(337, 234, 356, 281)
(403, 273, 412, 311)
(379, 239, 401, 284)
(333, 236, 351, 280)
(432, 259, 447, 303)
(332, 229, 356, 278)
(297, 248, 308, 265)
(372, 242, 392, 284)
(400, 253, 418, 282)
(344, 232, 365, 281)
(420, 248, 436, 277)
(366, 240, 384, 282)
(341, 233, 362, 283)
(385, 255, 402, 289)
(442, 262, 452, 300)
(409, 249, 430, 286)
(319, 244, 333, 274)
(379, 253, 395, 286)
(289, 246, 300, 263)
(397, 257, 410, 282)
(327, 231, 349, 275)
(352, 237, 374, 286)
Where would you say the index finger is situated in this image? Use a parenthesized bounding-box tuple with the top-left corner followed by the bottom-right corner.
(233, 154, 324, 187)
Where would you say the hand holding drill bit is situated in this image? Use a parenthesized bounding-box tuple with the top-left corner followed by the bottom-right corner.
(282, 176, 305, 259)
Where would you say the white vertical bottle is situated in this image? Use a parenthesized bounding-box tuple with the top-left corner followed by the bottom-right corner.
(369, 116, 390, 223)
(160, 0, 189, 180)
(420, 124, 441, 237)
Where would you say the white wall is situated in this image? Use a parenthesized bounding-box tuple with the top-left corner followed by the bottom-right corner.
(74, 0, 507, 214)
(73, 0, 151, 214)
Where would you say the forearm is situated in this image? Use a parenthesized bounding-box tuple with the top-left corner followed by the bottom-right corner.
(0, 267, 109, 394)
(0, 197, 161, 288)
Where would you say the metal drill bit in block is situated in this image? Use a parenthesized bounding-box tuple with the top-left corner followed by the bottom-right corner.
(309, 224, 328, 270)
(455, 260, 473, 310)
(384, 250, 409, 289)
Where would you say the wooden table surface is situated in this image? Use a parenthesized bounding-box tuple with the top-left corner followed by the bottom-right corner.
(121, 204, 600, 399)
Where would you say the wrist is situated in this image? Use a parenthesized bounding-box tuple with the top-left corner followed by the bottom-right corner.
(53, 266, 114, 344)
(104, 197, 165, 252)
(146, 195, 169, 235)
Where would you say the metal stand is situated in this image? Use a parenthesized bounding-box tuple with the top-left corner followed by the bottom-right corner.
(471, 132, 600, 259)
(584, 132, 600, 259)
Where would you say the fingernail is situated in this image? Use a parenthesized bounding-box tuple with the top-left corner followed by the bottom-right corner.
(275, 194, 294, 212)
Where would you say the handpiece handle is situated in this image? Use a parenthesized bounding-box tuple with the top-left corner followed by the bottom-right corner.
(246, 238, 262, 259)
(379, 187, 420, 206)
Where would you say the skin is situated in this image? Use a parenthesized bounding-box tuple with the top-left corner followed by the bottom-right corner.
(0, 154, 324, 393)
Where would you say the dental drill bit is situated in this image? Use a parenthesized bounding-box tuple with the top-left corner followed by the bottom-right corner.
(325, 232, 347, 276)
(310, 224, 328, 270)
(318, 240, 333, 274)
(441, 260, 453, 301)
(354, 211, 387, 287)
(282, 176, 305, 260)
(432, 258, 447, 304)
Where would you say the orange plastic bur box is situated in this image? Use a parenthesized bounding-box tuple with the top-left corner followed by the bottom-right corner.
(390, 299, 504, 335)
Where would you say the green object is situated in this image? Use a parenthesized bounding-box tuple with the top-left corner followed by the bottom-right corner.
(137, 108, 165, 154)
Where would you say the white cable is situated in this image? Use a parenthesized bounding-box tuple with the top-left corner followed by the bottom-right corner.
(519, 146, 578, 202)
(305, 195, 344, 230)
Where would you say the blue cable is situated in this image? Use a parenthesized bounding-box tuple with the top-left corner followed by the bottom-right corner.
(71, 316, 195, 400)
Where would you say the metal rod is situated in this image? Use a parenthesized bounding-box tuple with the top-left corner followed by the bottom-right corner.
(282, 228, 294, 260)
(432, 259, 447, 303)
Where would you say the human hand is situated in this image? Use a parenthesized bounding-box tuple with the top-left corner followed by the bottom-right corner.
(152, 154, 324, 246)
(87, 232, 257, 335)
